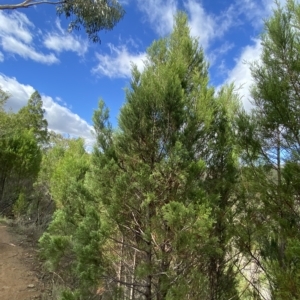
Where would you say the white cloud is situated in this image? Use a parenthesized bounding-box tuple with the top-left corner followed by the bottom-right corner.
(55, 96, 68, 107)
(43, 19, 88, 56)
(217, 0, 294, 111)
(42, 95, 94, 144)
(223, 39, 262, 111)
(0, 74, 35, 111)
(234, 0, 287, 30)
(44, 34, 88, 56)
(184, 0, 287, 53)
(136, 0, 177, 36)
(0, 11, 33, 44)
(0, 74, 94, 144)
(135, 0, 238, 50)
(93, 43, 146, 78)
(0, 11, 59, 64)
(0, 51, 3, 62)
(184, 0, 216, 50)
(1, 35, 59, 64)
(236, 0, 269, 29)
(185, 0, 240, 51)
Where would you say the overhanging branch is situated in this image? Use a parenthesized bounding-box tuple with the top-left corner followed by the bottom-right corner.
(0, 0, 63, 10)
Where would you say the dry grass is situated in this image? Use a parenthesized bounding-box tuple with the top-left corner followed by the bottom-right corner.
(0, 215, 13, 225)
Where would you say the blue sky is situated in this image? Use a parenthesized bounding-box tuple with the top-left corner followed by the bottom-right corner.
(0, 0, 284, 145)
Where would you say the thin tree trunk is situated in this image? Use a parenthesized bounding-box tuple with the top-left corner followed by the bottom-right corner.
(117, 235, 125, 296)
(145, 205, 152, 300)
(129, 249, 137, 300)
(0, 174, 7, 209)
(276, 127, 285, 269)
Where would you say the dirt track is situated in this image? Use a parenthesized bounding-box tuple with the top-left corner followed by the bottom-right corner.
(0, 224, 43, 300)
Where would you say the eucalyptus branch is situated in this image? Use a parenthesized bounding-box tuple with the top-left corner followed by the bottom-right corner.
(0, 0, 62, 9)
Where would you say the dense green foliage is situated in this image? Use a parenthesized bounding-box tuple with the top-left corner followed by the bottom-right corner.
(3, 2, 300, 299)
(236, 1, 300, 298)
(18, 91, 49, 144)
(0, 90, 45, 215)
(38, 13, 242, 300)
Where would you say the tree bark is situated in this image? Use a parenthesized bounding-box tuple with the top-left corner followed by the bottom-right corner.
(0, 0, 62, 10)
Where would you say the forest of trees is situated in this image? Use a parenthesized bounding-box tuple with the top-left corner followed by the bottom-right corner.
(1, 1, 300, 299)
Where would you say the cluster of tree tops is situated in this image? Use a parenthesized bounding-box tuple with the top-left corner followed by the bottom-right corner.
(2, 1, 300, 299)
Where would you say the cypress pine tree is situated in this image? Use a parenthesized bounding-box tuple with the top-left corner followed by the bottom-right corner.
(18, 91, 49, 144)
(90, 12, 240, 300)
(238, 1, 300, 298)
(39, 12, 242, 300)
(0, 90, 42, 215)
(203, 85, 240, 300)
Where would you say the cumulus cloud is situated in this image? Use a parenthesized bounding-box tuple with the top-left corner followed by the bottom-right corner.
(0, 74, 35, 111)
(223, 39, 262, 111)
(42, 95, 94, 145)
(43, 19, 88, 56)
(93, 43, 146, 78)
(136, 0, 177, 36)
(0, 11, 59, 64)
(0, 74, 94, 144)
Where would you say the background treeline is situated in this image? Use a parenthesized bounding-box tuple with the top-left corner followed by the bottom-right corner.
(1, 1, 300, 299)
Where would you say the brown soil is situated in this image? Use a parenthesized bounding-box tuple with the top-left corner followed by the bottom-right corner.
(0, 223, 47, 300)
